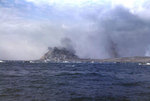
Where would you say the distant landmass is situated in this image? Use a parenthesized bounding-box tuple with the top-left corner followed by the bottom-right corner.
(1, 47, 150, 63)
(101, 56, 150, 63)
(38, 47, 150, 63)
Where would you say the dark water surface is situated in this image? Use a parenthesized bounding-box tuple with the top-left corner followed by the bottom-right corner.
(1, 62, 150, 101)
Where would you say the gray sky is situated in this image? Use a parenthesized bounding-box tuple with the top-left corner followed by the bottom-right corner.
(1, 0, 150, 60)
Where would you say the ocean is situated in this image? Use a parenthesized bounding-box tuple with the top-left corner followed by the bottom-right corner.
(0, 62, 150, 101)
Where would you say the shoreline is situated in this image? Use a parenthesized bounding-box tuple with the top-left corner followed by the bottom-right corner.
(1, 56, 150, 63)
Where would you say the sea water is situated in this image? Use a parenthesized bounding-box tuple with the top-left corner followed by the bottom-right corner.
(0, 62, 150, 101)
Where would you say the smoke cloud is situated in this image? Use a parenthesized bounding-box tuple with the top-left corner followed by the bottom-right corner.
(1, 0, 150, 60)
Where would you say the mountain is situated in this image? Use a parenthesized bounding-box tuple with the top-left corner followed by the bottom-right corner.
(39, 47, 150, 63)
(40, 47, 79, 62)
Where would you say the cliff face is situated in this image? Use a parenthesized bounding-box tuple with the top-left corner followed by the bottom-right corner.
(40, 47, 79, 62)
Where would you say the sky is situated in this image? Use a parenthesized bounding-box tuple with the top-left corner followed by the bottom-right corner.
(0, 0, 150, 60)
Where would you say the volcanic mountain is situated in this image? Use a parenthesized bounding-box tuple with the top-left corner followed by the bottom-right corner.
(40, 47, 79, 62)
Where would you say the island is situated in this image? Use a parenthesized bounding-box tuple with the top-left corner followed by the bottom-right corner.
(36, 47, 150, 64)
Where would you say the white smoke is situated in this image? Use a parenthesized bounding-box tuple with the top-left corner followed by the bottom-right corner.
(1, 0, 150, 60)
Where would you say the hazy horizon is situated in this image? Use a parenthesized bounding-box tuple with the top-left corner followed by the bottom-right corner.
(1, 0, 150, 60)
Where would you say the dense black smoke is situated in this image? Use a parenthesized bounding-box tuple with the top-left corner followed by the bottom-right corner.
(47, 37, 77, 58)
(61, 37, 76, 54)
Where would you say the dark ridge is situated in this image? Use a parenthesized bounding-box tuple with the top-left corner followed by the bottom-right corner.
(40, 47, 79, 62)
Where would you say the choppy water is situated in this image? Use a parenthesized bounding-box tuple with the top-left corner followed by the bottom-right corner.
(1, 62, 150, 101)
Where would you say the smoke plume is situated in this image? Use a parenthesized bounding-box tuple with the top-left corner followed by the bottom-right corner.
(1, 0, 150, 60)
